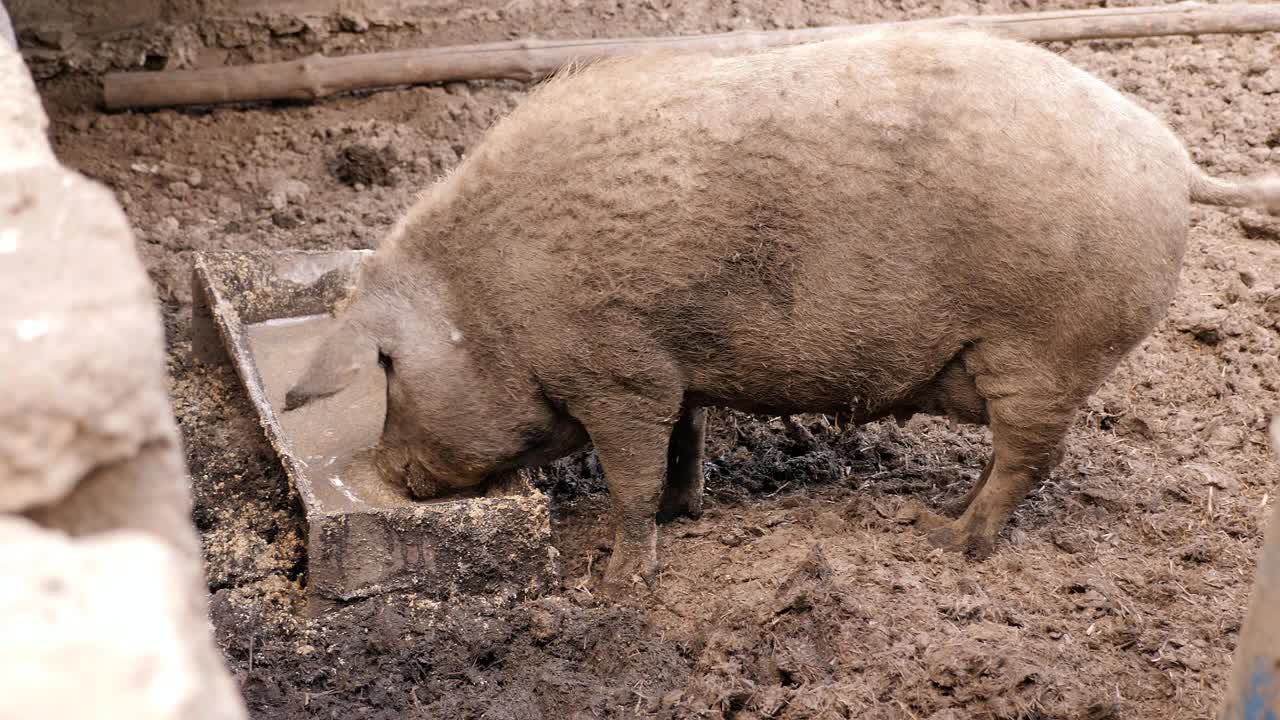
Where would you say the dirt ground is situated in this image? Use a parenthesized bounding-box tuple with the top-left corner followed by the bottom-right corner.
(32, 0, 1280, 717)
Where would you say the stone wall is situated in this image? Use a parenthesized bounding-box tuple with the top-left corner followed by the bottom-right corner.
(0, 0, 13, 47)
(0, 13, 247, 720)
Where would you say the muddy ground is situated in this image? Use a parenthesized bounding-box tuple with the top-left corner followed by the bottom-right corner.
(32, 0, 1280, 717)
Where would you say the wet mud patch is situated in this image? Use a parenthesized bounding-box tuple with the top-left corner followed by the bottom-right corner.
(212, 589, 694, 720)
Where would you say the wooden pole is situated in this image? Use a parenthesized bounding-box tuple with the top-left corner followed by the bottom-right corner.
(103, 1, 1280, 110)
(1219, 417, 1280, 720)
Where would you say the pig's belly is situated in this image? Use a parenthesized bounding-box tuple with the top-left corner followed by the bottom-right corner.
(680, 326, 969, 421)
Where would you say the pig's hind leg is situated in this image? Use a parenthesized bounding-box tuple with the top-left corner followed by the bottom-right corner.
(926, 395, 1072, 558)
(941, 457, 994, 518)
(657, 405, 706, 523)
(922, 352, 994, 519)
(923, 345, 1083, 558)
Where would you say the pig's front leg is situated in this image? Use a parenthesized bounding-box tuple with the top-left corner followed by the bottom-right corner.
(572, 396, 680, 599)
(658, 406, 706, 523)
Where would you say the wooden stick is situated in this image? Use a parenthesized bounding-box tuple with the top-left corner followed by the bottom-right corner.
(103, 1, 1280, 110)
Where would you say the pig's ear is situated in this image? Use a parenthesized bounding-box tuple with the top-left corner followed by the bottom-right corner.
(284, 321, 376, 411)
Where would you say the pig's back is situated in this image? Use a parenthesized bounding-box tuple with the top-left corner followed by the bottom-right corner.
(419, 30, 1192, 412)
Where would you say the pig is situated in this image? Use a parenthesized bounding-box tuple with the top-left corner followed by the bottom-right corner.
(285, 28, 1280, 596)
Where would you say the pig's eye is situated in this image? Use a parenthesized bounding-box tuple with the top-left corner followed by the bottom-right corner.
(377, 350, 394, 373)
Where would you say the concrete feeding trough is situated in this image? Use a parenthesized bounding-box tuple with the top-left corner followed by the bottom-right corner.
(191, 250, 558, 609)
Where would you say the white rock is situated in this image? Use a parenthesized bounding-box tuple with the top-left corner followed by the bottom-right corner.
(0, 518, 246, 720)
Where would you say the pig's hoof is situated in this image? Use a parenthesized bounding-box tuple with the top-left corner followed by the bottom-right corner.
(599, 549, 659, 601)
(656, 491, 704, 524)
(911, 507, 951, 532)
(926, 523, 996, 560)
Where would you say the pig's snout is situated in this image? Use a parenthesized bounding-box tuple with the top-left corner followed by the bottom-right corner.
(359, 442, 448, 499)
(403, 461, 448, 500)
(358, 442, 490, 500)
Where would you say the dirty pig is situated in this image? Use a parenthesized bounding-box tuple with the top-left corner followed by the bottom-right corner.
(285, 28, 1280, 596)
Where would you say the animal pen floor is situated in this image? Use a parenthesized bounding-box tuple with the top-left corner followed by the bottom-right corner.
(36, 1, 1280, 717)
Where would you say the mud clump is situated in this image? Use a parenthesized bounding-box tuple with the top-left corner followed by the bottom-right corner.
(680, 547, 863, 718)
(329, 144, 398, 188)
